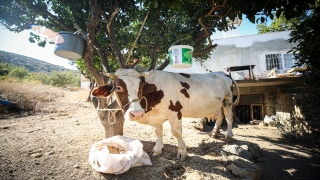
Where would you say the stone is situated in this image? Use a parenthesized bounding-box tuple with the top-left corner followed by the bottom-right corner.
(226, 145, 252, 161)
(30, 153, 42, 158)
(45, 151, 55, 156)
(241, 143, 261, 159)
(192, 156, 202, 163)
(186, 171, 202, 180)
(226, 155, 262, 180)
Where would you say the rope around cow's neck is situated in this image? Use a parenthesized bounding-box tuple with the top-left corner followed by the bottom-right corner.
(96, 87, 148, 124)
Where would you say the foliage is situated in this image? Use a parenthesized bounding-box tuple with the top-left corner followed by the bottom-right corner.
(257, 12, 299, 34)
(1, 63, 80, 87)
(288, 5, 320, 110)
(0, 0, 315, 86)
(46, 70, 80, 87)
(8, 66, 29, 80)
(275, 117, 299, 141)
(0, 63, 10, 78)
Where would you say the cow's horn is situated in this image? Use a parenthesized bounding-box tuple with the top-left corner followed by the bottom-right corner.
(140, 69, 153, 76)
(103, 71, 115, 78)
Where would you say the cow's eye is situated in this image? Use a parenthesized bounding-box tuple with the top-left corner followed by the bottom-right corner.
(116, 86, 121, 91)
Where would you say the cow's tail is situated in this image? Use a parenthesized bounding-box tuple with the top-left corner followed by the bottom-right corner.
(231, 77, 240, 107)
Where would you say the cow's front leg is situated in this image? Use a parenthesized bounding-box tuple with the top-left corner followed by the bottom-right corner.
(169, 119, 187, 160)
(151, 125, 164, 157)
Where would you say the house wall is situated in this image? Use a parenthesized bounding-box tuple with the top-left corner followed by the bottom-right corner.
(80, 74, 90, 89)
(164, 31, 298, 79)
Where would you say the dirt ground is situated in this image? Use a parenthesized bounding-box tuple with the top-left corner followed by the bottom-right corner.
(0, 87, 320, 180)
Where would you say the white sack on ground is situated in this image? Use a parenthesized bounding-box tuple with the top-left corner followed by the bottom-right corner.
(88, 135, 152, 174)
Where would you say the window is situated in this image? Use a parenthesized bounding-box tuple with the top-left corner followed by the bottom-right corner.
(265, 53, 295, 70)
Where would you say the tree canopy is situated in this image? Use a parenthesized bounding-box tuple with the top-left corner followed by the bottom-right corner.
(256, 12, 299, 34)
(288, 4, 320, 109)
(0, 0, 315, 86)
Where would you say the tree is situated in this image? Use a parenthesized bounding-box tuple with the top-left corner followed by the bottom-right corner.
(0, 0, 315, 138)
(257, 12, 299, 34)
(288, 5, 320, 112)
(8, 66, 29, 80)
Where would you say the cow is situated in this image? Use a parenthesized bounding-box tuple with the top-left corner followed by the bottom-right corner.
(92, 69, 240, 160)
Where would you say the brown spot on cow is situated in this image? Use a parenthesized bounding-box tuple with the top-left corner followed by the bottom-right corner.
(180, 89, 190, 98)
(180, 82, 190, 89)
(215, 96, 222, 101)
(180, 81, 190, 98)
(168, 100, 183, 120)
(113, 78, 130, 111)
(140, 83, 164, 113)
(140, 76, 146, 83)
(179, 73, 190, 78)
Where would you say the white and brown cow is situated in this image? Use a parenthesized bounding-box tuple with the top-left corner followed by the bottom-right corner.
(92, 69, 240, 160)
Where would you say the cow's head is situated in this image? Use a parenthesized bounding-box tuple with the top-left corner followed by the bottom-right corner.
(92, 69, 156, 121)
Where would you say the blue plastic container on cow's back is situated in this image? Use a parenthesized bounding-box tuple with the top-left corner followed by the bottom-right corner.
(54, 31, 86, 60)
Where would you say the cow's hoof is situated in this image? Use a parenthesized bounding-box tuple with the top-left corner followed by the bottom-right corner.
(176, 152, 187, 161)
(224, 135, 233, 141)
(150, 148, 162, 157)
(150, 151, 162, 157)
(209, 132, 218, 138)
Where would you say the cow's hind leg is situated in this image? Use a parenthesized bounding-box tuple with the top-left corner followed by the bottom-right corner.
(169, 118, 187, 160)
(223, 106, 234, 140)
(210, 109, 223, 138)
(151, 125, 164, 157)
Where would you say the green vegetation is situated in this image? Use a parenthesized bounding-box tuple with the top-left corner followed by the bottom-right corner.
(256, 12, 299, 34)
(0, 51, 80, 87)
(0, 63, 80, 87)
(288, 5, 320, 112)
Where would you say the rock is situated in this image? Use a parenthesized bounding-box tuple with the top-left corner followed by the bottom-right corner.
(194, 118, 206, 132)
(186, 171, 202, 180)
(74, 164, 80, 168)
(30, 153, 42, 158)
(192, 156, 202, 163)
(226, 155, 262, 180)
(226, 145, 252, 161)
(240, 143, 261, 159)
(45, 151, 55, 156)
(211, 146, 223, 156)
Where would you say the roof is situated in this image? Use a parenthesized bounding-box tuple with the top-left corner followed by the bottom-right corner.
(235, 77, 303, 88)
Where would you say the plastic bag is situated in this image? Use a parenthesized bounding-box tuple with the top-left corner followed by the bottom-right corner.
(88, 135, 152, 174)
(264, 115, 276, 126)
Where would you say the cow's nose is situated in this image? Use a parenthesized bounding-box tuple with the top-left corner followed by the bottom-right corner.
(130, 109, 144, 117)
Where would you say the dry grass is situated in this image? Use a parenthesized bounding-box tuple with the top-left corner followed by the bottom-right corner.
(0, 81, 90, 117)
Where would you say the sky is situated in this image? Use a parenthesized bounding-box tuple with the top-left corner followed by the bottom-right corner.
(0, 17, 262, 70)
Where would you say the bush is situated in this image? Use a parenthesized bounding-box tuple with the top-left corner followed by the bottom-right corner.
(1, 64, 80, 88)
(8, 66, 29, 80)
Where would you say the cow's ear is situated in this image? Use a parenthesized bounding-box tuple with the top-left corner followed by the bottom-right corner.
(92, 85, 114, 97)
(143, 84, 157, 94)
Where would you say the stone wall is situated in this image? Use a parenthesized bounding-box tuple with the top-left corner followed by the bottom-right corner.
(238, 85, 319, 139)
(238, 86, 276, 116)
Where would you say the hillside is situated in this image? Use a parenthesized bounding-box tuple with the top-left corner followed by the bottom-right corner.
(0, 50, 74, 73)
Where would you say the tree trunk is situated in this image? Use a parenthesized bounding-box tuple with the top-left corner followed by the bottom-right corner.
(96, 98, 124, 138)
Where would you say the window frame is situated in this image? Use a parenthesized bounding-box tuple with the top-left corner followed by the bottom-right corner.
(265, 53, 295, 71)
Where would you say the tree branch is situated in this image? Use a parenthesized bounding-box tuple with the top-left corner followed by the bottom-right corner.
(37, 11, 72, 31)
(205, 0, 228, 17)
(104, 0, 126, 68)
(156, 57, 170, 70)
(198, 17, 212, 46)
(126, 8, 150, 61)
(193, 44, 217, 58)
